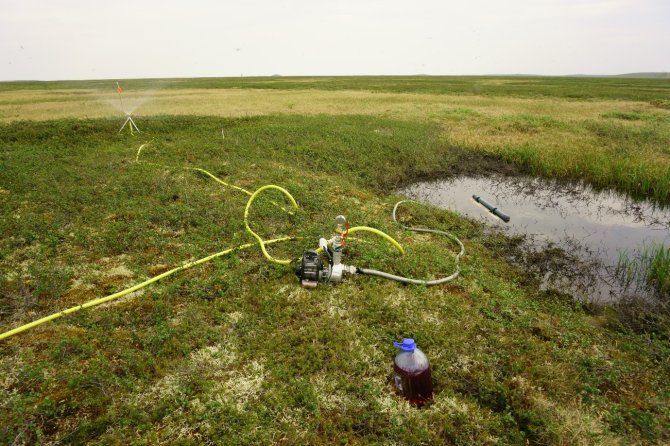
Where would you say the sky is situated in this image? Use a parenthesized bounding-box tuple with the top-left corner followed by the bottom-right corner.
(0, 0, 668, 81)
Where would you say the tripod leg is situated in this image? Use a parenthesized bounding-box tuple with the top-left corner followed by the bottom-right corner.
(130, 118, 140, 133)
(119, 116, 131, 133)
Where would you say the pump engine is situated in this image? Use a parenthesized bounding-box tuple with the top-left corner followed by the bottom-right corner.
(295, 215, 356, 288)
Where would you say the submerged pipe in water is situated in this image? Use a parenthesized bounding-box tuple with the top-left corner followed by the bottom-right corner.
(473, 195, 510, 222)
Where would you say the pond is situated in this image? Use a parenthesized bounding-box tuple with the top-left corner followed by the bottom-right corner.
(399, 175, 670, 302)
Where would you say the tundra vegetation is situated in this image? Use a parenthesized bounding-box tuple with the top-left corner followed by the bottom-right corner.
(0, 76, 669, 444)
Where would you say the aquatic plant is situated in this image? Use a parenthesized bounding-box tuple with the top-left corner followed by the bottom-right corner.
(616, 242, 670, 301)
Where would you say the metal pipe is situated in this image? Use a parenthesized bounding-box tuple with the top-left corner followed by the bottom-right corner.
(472, 195, 510, 222)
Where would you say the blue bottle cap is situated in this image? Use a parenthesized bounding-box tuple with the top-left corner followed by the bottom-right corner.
(393, 338, 416, 352)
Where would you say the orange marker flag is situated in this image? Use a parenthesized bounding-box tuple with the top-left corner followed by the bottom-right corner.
(117, 82, 123, 93)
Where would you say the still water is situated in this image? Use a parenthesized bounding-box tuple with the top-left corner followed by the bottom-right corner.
(399, 175, 670, 302)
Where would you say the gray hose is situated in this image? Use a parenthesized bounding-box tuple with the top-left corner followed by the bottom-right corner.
(356, 200, 465, 286)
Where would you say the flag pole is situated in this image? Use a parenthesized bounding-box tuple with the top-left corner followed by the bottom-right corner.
(116, 81, 125, 114)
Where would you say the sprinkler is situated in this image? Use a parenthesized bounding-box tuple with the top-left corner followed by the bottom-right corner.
(119, 112, 141, 134)
(115, 82, 141, 134)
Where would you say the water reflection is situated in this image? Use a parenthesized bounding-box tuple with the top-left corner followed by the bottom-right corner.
(399, 175, 670, 302)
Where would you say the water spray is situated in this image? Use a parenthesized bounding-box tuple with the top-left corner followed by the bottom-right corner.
(116, 82, 140, 134)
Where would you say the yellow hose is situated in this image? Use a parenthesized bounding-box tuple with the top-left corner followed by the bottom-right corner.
(139, 144, 301, 263)
(136, 144, 293, 214)
(347, 226, 405, 255)
(134, 143, 149, 162)
(1, 147, 402, 341)
(136, 143, 254, 195)
(0, 237, 295, 341)
(244, 185, 299, 265)
(191, 167, 252, 196)
(0, 145, 304, 341)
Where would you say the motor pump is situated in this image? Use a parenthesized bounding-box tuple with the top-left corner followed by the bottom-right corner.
(295, 215, 356, 288)
(294, 205, 464, 288)
(295, 250, 324, 286)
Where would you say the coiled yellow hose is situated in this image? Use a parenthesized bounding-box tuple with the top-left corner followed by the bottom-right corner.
(0, 144, 304, 341)
(243, 185, 299, 265)
(0, 145, 406, 341)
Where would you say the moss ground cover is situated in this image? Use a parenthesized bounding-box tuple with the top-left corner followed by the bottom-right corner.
(1, 77, 669, 444)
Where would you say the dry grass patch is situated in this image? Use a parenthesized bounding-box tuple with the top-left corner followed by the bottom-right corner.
(2, 88, 667, 123)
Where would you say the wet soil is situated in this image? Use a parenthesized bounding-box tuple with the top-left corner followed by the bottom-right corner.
(393, 147, 530, 191)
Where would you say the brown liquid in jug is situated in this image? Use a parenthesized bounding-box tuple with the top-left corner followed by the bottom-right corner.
(393, 363, 433, 406)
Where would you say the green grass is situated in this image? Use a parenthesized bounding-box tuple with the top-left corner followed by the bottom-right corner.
(3, 76, 669, 205)
(617, 243, 670, 298)
(1, 113, 670, 444)
(2, 75, 670, 102)
(436, 107, 670, 204)
(614, 242, 670, 339)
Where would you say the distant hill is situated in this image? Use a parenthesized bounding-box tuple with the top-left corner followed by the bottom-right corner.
(569, 72, 670, 79)
(614, 72, 670, 79)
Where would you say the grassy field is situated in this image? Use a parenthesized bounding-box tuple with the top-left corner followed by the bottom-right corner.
(2, 76, 669, 203)
(1, 77, 669, 445)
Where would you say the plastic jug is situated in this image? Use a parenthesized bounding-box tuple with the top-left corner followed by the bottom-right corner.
(392, 338, 433, 406)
